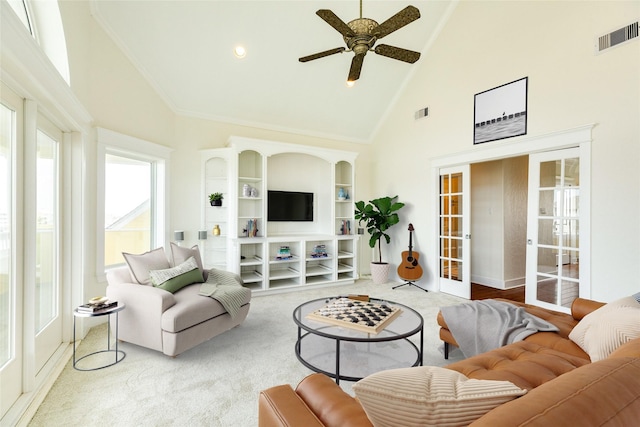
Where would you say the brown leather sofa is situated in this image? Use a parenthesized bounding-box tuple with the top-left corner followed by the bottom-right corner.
(258, 298, 640, 426)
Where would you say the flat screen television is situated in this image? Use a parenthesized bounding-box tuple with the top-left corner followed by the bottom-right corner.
(268, 190, 313, 222)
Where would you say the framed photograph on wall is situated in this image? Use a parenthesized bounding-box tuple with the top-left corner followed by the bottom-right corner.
(474, 77, 528, 145)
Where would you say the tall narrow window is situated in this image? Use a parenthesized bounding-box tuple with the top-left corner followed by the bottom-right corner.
(104, 153, 152, 267)
(0, 102, 14, 368)
(35, 130, 59, 333)
(7, 0, 33, 36)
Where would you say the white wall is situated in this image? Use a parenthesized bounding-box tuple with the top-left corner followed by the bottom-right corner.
(57, 3, 374, 294)
(370, 0, 640, 301)
(502, 156, 528, 286)
(470, 157, 527, 289)
(57, 1, 639, 300)
(374, 1, 640, 301)
(267, 153, 331, 236)
(470, 160, 505, 286)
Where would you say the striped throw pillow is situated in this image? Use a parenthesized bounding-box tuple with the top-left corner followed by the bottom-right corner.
(353, 366, 526, 427)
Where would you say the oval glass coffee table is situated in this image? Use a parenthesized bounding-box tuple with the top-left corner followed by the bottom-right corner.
(293, 296, 423, 384)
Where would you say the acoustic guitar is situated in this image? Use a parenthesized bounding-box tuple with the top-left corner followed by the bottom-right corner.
(398, 223, 423, 281)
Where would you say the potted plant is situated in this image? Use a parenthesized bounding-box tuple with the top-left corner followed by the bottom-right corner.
(209, 192, 224, 206)
(355, 195, 405, 284)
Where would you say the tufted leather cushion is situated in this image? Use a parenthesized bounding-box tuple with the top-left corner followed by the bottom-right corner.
(444, 340, 591, 390)
(295, 373, 372, 427)
(469, 356, 640, 426)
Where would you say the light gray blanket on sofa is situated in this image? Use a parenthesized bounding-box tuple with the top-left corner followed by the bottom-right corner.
(199, 269, 251, 319)
(440, 299, 560, 358)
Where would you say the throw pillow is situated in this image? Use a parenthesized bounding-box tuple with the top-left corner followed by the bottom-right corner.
(352, 366, 527, 427)
(149, 256, 204, 293)
(170, 242, 204, 273)
(122, 247, 170, 286)
(568, 296, 640, 362)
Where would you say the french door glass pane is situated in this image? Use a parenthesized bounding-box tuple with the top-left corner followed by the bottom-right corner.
(440, 172, 463, 282)
(0, 103, 13, 367)
(535, 157, 580, 308)
(536, 275, 557, 304)
(450, 195, 461, 215)
(104, 154, 151, 267)
(537, 218, 556, 245)
(35, 131, 58, 333)
(539, 160, 559, 187)
(564, 158, 580, 185)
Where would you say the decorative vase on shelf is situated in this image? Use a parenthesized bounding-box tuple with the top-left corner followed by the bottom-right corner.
(212, 225, 221, 236)
(338, 187, 346, 200)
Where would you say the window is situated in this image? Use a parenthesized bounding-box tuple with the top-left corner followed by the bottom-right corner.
(97, 128, 171, 274)
(7, 0, 32, 35)
(0, 102, 15, 369)
(104, 153, 152, 267)
(35, 129, 59, 333)
(6, 0, 70, 84)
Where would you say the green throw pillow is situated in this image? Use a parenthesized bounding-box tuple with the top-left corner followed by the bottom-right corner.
(149, 256, 204, 293)
(154, 268, 203, 293)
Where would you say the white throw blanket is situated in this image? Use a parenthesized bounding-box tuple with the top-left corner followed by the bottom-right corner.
(440, 299, 559, 358)
(199, 269, 251, 319)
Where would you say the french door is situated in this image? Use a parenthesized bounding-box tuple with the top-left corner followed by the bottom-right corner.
(33, 116, 63, 373)
(438, 165, 471, 298)
(0, 83, 23, 420)
(1, 85, 64, 420)
(526, 148, 583, 312)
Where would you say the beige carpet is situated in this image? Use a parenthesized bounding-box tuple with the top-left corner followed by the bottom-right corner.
(29, 279, 465, 426)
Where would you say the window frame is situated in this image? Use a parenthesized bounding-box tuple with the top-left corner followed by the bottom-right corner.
(96, 128, 172, 281)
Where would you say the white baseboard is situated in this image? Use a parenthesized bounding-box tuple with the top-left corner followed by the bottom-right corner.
(471, 275, 525, 290)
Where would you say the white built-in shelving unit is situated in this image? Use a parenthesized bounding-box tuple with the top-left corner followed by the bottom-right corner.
(201, 136, 359, 294)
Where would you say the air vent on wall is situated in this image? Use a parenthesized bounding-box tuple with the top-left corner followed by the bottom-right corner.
(414, 107, 429, 120)
(596, 20, 639, 53)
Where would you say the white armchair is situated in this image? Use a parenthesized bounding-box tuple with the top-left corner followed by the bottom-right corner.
(105, 245, 251, 357)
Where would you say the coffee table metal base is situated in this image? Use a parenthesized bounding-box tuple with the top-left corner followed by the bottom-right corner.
(295, 325, 423, 384)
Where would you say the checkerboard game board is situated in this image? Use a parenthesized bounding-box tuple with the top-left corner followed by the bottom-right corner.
(306, 297, 402, 334)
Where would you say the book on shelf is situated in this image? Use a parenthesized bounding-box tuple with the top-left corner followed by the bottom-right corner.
(77, 301, 118, 313)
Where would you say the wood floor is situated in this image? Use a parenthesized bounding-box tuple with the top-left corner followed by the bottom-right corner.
(471, 283, 525, 303)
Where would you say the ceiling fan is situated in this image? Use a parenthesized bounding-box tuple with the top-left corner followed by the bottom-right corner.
(299, 0, 422, 82)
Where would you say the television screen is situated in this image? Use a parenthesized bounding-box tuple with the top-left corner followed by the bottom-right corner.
(268, 190, 313, 222)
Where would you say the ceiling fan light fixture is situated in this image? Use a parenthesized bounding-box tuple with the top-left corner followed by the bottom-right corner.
(233, 45, 247, 59)
(299, 2, 421, 82)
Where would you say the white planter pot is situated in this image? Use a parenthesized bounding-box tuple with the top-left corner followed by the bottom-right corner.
(370, 262, 391, 284)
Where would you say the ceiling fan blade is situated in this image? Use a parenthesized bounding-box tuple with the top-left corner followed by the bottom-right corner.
(348, 53, 366, 82)
(372, 6, 421, 39)
(374, 44, 421, 63)
(299, 47, 346, 63)
(316, 10, 355, 38)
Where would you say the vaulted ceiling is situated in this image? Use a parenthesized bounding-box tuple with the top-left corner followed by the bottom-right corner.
(90, 1, 455, 143)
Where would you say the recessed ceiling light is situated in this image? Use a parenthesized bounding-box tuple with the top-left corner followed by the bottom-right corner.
(234, 45, 246, 59)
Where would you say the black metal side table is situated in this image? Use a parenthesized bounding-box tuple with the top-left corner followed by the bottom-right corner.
(73, 303, 126, 371)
